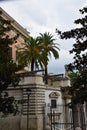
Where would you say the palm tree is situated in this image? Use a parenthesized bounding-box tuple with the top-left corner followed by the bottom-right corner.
(17, 33, 60, 84)
(38, 32, 60, 83)
(17, 37, 44, 71)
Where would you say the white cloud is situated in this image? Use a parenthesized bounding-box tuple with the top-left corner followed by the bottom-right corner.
(0, 0, 87, 74)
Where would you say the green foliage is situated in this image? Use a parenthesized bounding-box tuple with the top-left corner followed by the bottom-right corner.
(17, 32, 60, 72)
(17, 32, 60, 84)
(17, 36, 45, 71)
(38, 32, 60, 67)
(68, 71, 87, 104)
(0, 92, 17, 116)
(38, 32, 60, 84)
(56, 7, 87, 104)
(0, 11, 20, 115)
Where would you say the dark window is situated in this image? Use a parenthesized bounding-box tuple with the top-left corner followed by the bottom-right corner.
(51, 99, 56, 108)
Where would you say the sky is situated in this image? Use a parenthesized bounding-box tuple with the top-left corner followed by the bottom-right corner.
(0, 0, 87, 74)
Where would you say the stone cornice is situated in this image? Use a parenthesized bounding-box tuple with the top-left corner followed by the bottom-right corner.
(0, 7, 29, 38)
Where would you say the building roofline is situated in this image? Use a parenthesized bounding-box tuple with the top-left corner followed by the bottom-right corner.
(0, 7, 30, 38)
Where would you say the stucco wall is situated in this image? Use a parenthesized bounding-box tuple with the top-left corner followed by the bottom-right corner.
(0, 116, 21, 130)
(45, 90, 62, 105)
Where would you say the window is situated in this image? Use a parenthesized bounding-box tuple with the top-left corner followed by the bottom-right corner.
(51, 99, 57, 108)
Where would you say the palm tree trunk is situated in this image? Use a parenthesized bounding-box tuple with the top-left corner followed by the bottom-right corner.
(45, 66, 48, 84)
(31, 59, 34, 71)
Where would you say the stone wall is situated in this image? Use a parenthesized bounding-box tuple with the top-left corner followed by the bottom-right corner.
(0, 116, 21, 130)
(0, 73, 45, 130)
(0, 73, 70, 130)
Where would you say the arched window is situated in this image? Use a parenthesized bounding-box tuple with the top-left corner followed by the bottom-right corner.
(49, 92, 60, 108)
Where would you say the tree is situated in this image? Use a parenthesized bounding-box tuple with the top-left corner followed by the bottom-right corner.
(0, 11, 20, 115)
(17, 32, 60, 82)
(38, 32, 60, 84)
(56, 7, 87, 103)
(17, 37, 44, 71)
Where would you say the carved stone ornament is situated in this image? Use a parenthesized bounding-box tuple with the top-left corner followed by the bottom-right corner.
(49, 92, 60, 98)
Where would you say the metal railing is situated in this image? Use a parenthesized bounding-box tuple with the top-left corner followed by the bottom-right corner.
(45, 104, 74, 130)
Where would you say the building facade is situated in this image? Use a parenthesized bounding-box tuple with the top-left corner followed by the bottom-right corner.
(0, 7, 29, 61)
